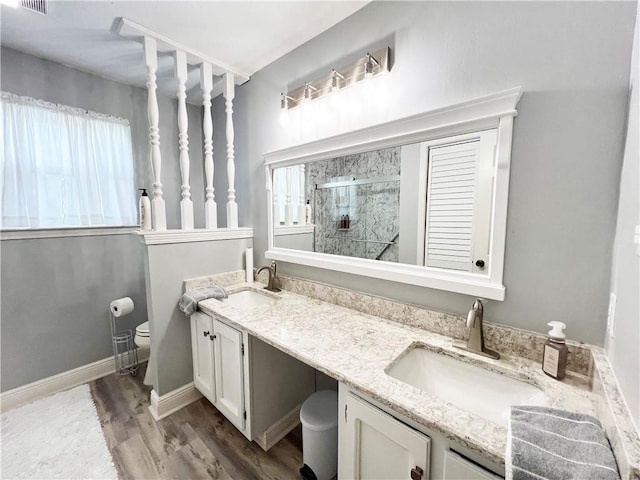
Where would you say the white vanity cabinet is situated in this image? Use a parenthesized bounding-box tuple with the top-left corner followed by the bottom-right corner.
(190, 311, 249, 436)
(191, 311, 216, 404)
(338, 384, 504, 480)
(191, 310, 316, 447)
(339, 390, 431, 479)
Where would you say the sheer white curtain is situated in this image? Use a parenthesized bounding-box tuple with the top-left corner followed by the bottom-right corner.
(275, 166, 301, 223)
(1, 92, 137, 229)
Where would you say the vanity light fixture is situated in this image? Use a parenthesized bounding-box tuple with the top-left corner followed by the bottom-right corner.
(302, 82, 318, 104)
(364, 53, 380, 78)
(331, 69, 345, 93)
(279, 46, 390, 114)
(279, 93, 294, 125)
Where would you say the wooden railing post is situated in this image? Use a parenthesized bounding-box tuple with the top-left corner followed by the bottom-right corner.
(285, 167, 293, 226)
(175, 50, 193, 230)
(298, 164, 306, 224)
(143, 36, 166, 231)
(201, 62, 217, 229)
(273, 169, 280, 227)
(223, 73, 238, 228)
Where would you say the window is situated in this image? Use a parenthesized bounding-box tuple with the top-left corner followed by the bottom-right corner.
(274, 166, 302, 224)
(1, 92, 137, 229)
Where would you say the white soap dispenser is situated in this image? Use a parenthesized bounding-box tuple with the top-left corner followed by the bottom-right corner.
(139, 188, 151, 231)
(542, 321, 568, 380)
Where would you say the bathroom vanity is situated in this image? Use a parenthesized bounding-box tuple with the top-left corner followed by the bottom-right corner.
(190, 292, 315, 449)
(190, 273, 640, 480)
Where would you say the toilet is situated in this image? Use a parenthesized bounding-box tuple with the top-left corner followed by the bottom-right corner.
(134, 321, 150, 349)
(134, 321, 154, 386)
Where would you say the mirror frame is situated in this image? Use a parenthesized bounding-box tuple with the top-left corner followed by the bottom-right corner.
(264, 87, 522, 300)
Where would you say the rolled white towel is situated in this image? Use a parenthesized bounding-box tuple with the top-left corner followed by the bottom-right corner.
(178, 286, 228, 316)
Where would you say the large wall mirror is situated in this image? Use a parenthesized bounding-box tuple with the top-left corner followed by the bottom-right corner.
(264, 88, 522, 300)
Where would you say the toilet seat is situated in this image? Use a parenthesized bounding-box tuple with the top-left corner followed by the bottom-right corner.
(135, 321, 149, 337)
(134, 321, 150, 349)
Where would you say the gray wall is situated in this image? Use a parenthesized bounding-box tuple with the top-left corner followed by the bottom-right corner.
(274, 232, 314, 251)
(1, 234, 146, 391)
(238, 1, 636, 345)
(144, 238, 252, 396)
(606, 6, 639, 428)
(0, 47, 204, 391)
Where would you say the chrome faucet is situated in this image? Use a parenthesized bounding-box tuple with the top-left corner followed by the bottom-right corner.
(255, 260, 281, 292)
(454, 299, 500, 360)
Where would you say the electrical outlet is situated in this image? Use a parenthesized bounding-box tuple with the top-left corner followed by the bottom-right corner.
(634, 225, 640, 256)
(607, 292, 617, 339)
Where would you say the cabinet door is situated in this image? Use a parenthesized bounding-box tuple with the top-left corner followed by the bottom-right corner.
(340, 392, 431, 480)
(213, 318, 245, 431)
(190, 312, 216, 404)
(443, 451, 502, 480)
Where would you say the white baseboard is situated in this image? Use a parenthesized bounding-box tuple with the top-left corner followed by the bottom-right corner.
(0, 349, 150, 413)
(148, 382, 202, 421)
(255, 402, 302, 452)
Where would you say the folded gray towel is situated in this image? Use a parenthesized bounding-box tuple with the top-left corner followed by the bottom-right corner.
(506, 406, 620, 480)
(179, 286, 228, 316)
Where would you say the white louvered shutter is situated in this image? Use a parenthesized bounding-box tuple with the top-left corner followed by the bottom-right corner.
(424, 130, 496, 273)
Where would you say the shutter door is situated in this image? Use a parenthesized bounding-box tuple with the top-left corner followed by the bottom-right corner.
(424, 140, 480, 271)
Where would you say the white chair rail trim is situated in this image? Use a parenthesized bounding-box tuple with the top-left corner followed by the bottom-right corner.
(137, 228, 254, 245)
(274, 225, 315, 236)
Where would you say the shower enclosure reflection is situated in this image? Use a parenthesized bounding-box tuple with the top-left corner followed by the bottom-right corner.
(273, 147, 401, 262)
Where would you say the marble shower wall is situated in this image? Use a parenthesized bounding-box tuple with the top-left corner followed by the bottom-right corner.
(305, 147, 401, 262)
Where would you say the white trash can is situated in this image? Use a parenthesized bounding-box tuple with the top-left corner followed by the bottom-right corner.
(300, 390, 338, 480)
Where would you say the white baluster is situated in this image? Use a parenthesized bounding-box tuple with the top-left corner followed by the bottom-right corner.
(175, 50, 193, 230)
(298, 164, 306, 224)
(200, 62, 216, 229)
(143, 37, 166, 231)
(223, 73, 238, 228)
(273, 168, 280, 227)
(285, 167, 293, 226)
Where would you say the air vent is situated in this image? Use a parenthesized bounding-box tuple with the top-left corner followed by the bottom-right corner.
(21, 0, 47, 15)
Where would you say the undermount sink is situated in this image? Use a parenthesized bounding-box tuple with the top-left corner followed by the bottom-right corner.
(222, 289, 277, 310)
(386, 346, 547, 427)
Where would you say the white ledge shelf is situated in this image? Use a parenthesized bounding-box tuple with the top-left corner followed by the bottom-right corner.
(274, 225, 315, 236)
(137, 228, 254, 245)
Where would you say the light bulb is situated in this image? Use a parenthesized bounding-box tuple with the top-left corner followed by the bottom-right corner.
(279, 93, 290, 126)
(279, 108, 289, 126)
(364, 53, 380, 79)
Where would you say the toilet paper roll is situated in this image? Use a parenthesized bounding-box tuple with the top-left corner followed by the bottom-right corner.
(110, 297, 134, 317)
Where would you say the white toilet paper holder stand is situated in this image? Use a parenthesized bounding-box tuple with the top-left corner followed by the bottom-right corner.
(110, 311, 139, 376)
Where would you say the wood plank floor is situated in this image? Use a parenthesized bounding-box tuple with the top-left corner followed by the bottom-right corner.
(90, 363, 303, 480)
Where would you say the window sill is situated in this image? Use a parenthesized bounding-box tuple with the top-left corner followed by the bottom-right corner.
(1, 226, 139, 240)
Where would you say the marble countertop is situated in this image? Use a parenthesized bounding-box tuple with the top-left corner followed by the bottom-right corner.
(198, 282, 597, 467)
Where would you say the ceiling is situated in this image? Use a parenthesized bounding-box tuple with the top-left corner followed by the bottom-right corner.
(0, 1, 368, 99)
